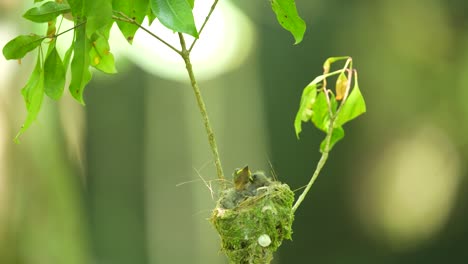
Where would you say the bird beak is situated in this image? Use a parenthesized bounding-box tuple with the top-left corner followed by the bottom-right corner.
(237, 165, 251, 175)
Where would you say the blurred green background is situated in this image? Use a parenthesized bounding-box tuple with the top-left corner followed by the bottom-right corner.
(1, 0, 468, 263)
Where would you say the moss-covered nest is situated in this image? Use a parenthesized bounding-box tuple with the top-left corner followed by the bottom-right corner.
(210, 181, 294, 264)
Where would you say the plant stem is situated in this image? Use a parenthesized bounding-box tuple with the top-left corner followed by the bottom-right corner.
(178, 33, 226, 184)
(111, 10, 225, 185)
(292, 138, 330, 213)
(189, 0, 219, 52)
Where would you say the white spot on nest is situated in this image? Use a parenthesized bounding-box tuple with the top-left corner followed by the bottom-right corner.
(215, 208, 226, 217)
(258, 234, 271, 247)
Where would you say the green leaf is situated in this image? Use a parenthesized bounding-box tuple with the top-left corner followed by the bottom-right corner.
(15, 57, 45, 142)
(151, 0, 198, 37)
(69, 24, 92, 104)
(310, 92, 329, 132)
(270, 0, 306, 44)
(68, 0, 84, 17)
(187, 0, 194, 8)
(2, 34, 44, 60)
(335, 73, 366, 127)
(23, 1, 71, 23)
(89, 32, 117, 74)
(294, 83, 317, 138)
(113, 0, 149, 43)
(86, 0, 113, 37)
(147, 5, 157, 25)
(44, 42, 66, 100)
(320, 126, 344, 152)
(63, 42, 75, 69)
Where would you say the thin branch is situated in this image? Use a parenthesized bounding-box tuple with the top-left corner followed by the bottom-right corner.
(37, 21, 86, 42)
(293, 58, 355, 213)
(178, 33, 226, 186)
(292, 150, 329, 213)
(112, 12, 182, 55)
(189, 0, 219, 52)
(292, 111, 336, 213)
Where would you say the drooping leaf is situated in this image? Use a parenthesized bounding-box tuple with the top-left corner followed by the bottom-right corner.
(44, 41, 66, 100)
(335, 73, 366, 127)
(270, 0, 306, 44)
(323, 56, 348, 73)
(320, 126, 344, 152)
(69, 24, 92, 104)
(151, 0, 198, 37)
(294, 83, 317, 138)
(85, 0, 113, 37)
(15, 57, 45, 142)
(335, 72, 347, 101)
(310, 92, 329, 132)
(2, 34, 44, 60)
(89, 32, 117, 74)
(23, 1, 71, 23)
(113, 0, 149, 43)
(306, 70, 343, 88)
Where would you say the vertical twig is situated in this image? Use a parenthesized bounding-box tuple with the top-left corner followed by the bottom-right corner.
(178, 33, 226, 185)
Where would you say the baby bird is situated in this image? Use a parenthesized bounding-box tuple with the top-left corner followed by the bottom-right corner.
(251, 171, 272, 187)
(233, 166, 252, 191)
(246, 171, 272, 194)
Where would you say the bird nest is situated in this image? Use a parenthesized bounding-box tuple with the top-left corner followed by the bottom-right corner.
(210, 180, 295, 264)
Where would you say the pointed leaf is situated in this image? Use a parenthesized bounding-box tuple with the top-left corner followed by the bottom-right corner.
(320, 126, 344, 152)
(15, 58, 45, 142)
(44, 42, 66, 100)
(113, 0, 149, 43)
(294, 83, 317, 138)
(2, 34, 44, 60)
(151, 0, 198, 37)
(270, 0, 306, 44)
(146, 4, 156, 25)
(147, 5, 157, 25)
(23, 1, 71, 23)
(69, 25, 92, 104)
(89, 32, 117, 74)
(335, 74, 366, 127)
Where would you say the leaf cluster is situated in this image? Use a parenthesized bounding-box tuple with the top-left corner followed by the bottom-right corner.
(3, 0, 306, 141)
(294, 57, 366, 152)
